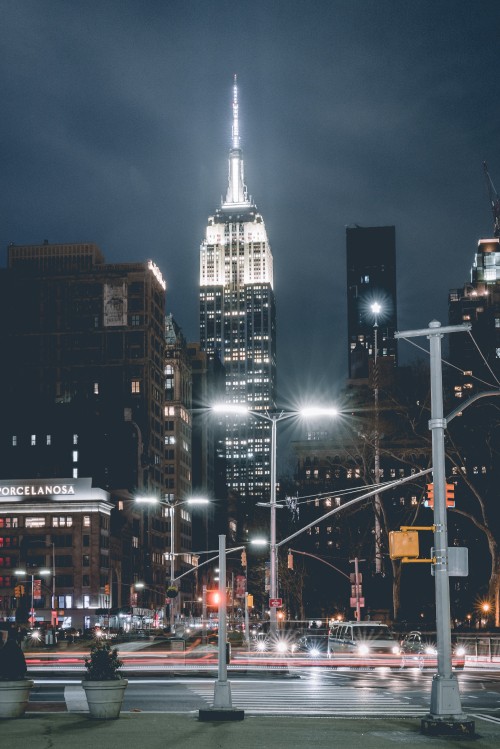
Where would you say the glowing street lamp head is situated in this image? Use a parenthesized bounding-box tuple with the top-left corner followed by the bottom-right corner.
(186, 497, 210, 506)
(135, 494, 159, 505)
(300, 406, 338, 418)
(212, 403, 249, 415)
(371, 302, 382, 315)
(250, 537, 268, 547)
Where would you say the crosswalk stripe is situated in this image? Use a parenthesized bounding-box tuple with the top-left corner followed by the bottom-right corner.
(186, 681, 428, 716)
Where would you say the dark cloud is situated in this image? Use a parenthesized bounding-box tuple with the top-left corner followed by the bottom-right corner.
(2, 0, 499, 432)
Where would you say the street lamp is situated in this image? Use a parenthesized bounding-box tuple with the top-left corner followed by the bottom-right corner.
(212, 404, 338, 635)
(14, 568, 51, 627)
(135, 495, 209, 631)
(371, 301, 383, 574)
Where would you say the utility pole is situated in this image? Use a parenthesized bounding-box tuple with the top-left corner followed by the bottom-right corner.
(395, 321, 474, 735)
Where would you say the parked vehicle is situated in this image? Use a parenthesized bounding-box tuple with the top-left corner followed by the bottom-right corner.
(400, 630, 465, 670)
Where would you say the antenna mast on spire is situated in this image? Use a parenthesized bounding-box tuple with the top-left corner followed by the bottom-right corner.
(483, 161, 500, 238)
(232, 74, 240, 150)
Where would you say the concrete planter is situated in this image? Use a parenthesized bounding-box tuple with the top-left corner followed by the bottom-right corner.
(82, 678, 128, 719)
(0, 679, 34, 719)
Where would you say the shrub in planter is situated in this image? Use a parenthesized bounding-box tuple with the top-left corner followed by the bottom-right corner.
(82, 638, 128, 719)
(0, 638, 34, 719)
(84, 638, 123, 680)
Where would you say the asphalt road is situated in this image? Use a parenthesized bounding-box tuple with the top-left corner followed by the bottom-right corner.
(27, 667, 500, 718)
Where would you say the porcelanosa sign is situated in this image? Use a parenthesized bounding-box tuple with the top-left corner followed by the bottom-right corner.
(0, 478, 92, 499)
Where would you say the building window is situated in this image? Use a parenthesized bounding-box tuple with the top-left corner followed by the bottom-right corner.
(25, 517, 46, 528)
(73, 451, 78, 462)
(83, 555, 90, 567)
(31, 434, 36, 446)
(11, 436, 17, 447)
(82, 574, 90, 586)
(73, 468, 78, 478)
(46, 434, 51, 445)
(52, 517, 73, 528)
(83, 516, 91, 527)
(131, 314, 140, 326)
(131, 379, 141, 394)
(94, 382, 99, 395)
(73, 434, 78, 445)
(0, 518, 18, 529)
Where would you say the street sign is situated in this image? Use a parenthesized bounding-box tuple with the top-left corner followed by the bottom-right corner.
(350, 597, 365, 607)
(269, 598, 282, 608)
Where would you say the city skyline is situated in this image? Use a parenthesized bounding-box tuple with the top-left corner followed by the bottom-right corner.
(2, 2, 500, 454)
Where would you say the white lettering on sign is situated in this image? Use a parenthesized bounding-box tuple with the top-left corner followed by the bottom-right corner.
(0, 484, 76, 497)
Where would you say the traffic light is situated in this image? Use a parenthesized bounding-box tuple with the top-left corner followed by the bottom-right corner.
(206, 589, 221, 607)
(425, 483, 434, 509)
(241, 550, 247, 567)
(446, 483, 455, 508)
(14, 585, 24, 597)
(287, 551, 294, 570)
(104, 584, 110, 595)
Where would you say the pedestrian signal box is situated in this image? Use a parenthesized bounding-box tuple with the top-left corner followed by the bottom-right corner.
(389, 530, 420, 560)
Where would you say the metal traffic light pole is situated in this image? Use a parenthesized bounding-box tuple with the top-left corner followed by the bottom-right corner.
(395, 320, 474, 735)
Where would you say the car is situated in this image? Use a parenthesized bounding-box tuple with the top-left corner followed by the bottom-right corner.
(400, 630, 465, 670)
(327, 621, 401, 660)
(296, 633, 328, 657)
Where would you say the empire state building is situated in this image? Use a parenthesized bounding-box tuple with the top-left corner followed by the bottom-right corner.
(199, 77, 277, 526)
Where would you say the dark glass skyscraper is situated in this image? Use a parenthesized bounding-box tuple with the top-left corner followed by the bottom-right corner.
(346, 225, 398, 379)
(199, 79, 277, 532)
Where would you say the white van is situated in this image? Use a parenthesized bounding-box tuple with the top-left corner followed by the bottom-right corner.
(327, 621, 400, 659)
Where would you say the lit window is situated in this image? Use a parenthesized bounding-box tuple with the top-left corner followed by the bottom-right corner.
(131, 379, 141, 394)
(83, 516, 91, 527)
(26, 517, 46, 528)
(73, 451, 78, 462)
(31, 434, 36, 446)
(46, 435, 51, 445)
(73, 468, 78, 478)
(73, 434, 78, 445)
(94, 382, 99, 395)
(11, 436, 16, 447)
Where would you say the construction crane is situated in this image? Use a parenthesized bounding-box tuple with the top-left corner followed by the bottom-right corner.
(483, 161, 500, 238)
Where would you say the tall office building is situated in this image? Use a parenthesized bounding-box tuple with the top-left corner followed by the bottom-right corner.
(448, 238, 500, 399)
(199, 78, 277, 533)
(346, 226, 398, 380)
(0, 242, 170, 626)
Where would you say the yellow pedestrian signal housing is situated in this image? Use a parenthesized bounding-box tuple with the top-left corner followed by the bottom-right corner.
(14, 585, 24, 597)
(247, 593, 254, 608)
(389, 530, 420, 560)
(287, 551, 293, 570)
(104, 584, 110, 595)
(241, 550, 247, 567)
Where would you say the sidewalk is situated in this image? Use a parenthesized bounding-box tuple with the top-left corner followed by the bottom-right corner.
(2, 713, 499, 749)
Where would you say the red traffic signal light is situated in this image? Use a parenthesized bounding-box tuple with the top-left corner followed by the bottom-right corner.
(206, 590, 221, 607)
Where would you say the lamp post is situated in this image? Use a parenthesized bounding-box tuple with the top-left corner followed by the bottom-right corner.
(395, 320, 474, 735)
(14, 568, 51, 627)
(370, 302, 383, 574)
(213, 404, 338, 635)
(135, 495, 209, 632)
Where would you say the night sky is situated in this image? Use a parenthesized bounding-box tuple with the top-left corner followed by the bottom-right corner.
(2, 1, 500, 466)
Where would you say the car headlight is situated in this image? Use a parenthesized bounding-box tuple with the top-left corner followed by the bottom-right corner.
(392, 646, 401, 655)
(455, 646, 465, 657)
(358, 644, 369, 656)
(424, 646, 437, 656)
(309, 647, 320, 657)
(256, 640, 267, 652)
(275, 640, 288, 653)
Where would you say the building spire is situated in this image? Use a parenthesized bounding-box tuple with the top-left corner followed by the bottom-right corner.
(232, 74, 240, 150)
(223, 74, 250, 208)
